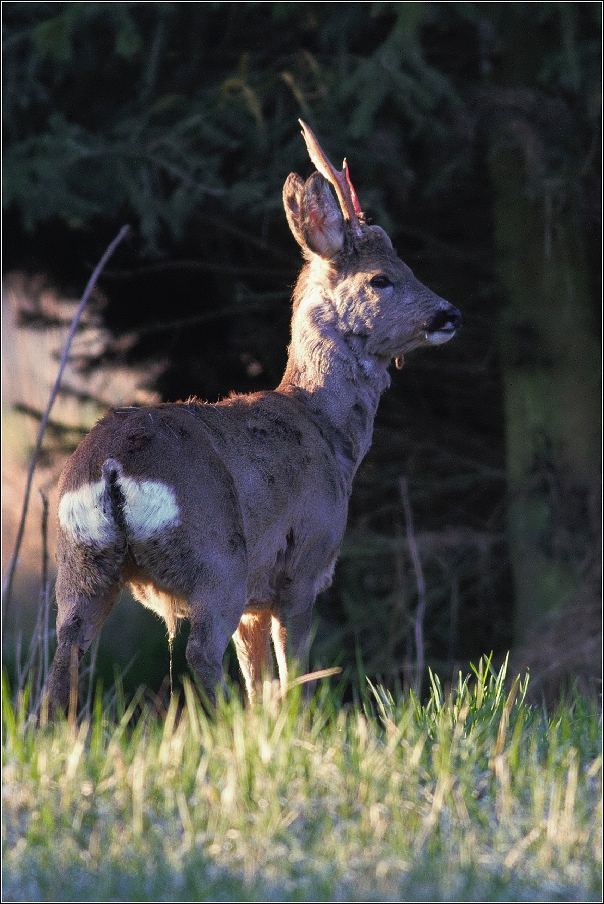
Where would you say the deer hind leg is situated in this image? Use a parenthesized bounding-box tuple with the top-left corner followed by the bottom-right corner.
(45, 545, 124, 714)
(233, 610, 272, 704)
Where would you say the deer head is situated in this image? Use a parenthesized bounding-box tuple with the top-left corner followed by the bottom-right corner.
(283, 121, 461, 374)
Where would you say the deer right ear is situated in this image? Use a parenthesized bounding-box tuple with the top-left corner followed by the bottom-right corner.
(283, 172, 345, 260)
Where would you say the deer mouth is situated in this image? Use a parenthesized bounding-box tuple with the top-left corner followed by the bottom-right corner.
(389, 307, 461, 365)
(424, 306, 462, 345)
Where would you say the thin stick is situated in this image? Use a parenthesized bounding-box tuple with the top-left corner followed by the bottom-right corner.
(2, 225, 131, 615)
(39, 489, 49, 601)
(399, 476, 426, 696)
(16, 492, 51, 706)
(35, 489, 50, 707)
(42, 525, 52, 693)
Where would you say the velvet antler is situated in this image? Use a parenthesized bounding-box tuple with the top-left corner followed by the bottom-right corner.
(299, 120, 364, 237)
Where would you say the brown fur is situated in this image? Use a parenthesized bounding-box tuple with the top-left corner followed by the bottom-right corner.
(45, 122, 461, 712)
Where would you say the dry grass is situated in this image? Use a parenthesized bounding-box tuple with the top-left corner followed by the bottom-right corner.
(3, 658, 602, 902)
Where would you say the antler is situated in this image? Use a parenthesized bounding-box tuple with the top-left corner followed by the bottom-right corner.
(299, 120, 364, 237)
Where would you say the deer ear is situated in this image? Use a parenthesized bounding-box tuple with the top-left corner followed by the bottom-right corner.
(301, 173, 345, 259)
(283, 173, 307, 248)
(283, 172, 345, 259)
(367, 224, 393, 250)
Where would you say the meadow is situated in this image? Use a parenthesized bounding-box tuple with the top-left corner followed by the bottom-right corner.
(2, 656, 601, 902)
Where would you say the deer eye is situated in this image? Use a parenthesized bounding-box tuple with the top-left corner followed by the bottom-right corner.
(369, 274, 393, 289)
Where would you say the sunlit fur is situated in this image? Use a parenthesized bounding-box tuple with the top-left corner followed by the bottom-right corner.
(45, 128, 460, 714)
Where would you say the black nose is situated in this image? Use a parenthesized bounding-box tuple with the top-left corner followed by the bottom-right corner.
(429, 306, 462, 333)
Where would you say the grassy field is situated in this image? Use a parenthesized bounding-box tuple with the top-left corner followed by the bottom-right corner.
(2, 657, 601, 902)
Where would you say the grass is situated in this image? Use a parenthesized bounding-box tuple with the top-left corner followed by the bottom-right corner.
(2, 657, 602, 902)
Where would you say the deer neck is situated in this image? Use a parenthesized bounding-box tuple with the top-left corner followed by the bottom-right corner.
(277, 286, 390, 483)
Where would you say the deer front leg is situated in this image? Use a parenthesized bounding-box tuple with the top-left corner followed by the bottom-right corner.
(271, 605, 314, 698)
(233, 610, 272, 704)
(186, 577, 248, 707)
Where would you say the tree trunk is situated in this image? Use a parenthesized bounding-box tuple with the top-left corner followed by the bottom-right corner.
(485, 9, 601, 647)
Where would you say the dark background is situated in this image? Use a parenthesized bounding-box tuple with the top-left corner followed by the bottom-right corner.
(3, 2, 601, 702)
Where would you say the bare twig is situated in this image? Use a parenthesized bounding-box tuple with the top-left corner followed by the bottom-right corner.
(399, 476, 426, 696)
(39, 488, 49, 595)
(2, 225, 131, 616)
(14, 403, 91, 437)
(36, 489, 51, 705)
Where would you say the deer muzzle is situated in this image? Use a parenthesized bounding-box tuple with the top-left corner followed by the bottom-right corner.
(424, 305, 462, 345)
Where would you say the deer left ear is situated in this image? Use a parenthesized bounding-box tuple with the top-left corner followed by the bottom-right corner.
(301, 173, 345, 259)
(283, 172, 345, 260)
(283, 173, 306, 248)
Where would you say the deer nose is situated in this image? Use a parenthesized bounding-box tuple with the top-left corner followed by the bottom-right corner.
(428, 305, 462, 334)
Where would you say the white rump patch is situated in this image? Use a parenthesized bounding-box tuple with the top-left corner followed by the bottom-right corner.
(58, 479, 115, 546)
(59, 471, 181, 546)
(119, 475, 181, 540)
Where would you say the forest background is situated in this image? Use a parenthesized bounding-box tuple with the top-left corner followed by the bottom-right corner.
(2, 1, 601, 704)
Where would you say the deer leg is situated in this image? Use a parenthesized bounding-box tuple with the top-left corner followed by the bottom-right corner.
(271, 616, 289, 697)
(45, 582, 122, 714)
(232, 610, 272, 704)
(186, 581, 247, 707)
(271, 605, 314, 698)
(44, 527, 128, 715)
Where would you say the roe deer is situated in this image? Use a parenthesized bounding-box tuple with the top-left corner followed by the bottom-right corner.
(45, 120, 461, 712)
